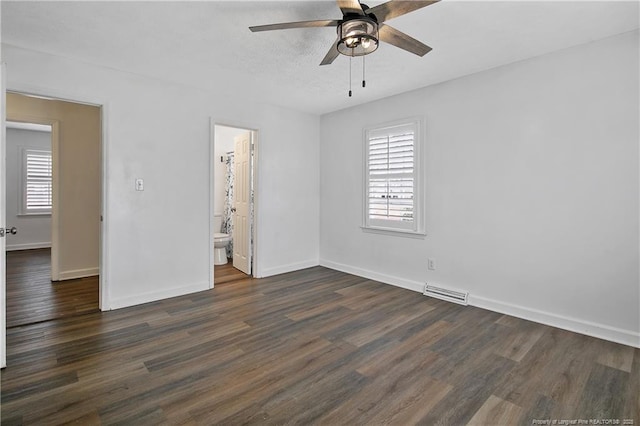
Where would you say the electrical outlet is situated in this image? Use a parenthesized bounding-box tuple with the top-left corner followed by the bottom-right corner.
(428, 258, 436, 271)
(135, 178, 144, 191)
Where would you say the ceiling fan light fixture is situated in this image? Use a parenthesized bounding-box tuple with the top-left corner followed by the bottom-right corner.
(337, 17, 378, 57)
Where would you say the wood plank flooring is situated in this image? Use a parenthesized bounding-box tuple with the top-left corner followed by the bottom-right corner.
(214, 260, 250, 285)
(1, 266, 638, 425)
(5, 249, 99, 328)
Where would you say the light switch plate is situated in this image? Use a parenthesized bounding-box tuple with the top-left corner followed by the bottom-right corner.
(428, 258, 436, 271)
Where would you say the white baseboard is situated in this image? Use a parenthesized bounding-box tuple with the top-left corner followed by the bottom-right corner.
(258, 259, 320, 278)
(58, 267, 99, 281)
(319, 259, 640, 349)
(469, 295, 640, 349)
(6, 242, 51, 251)
(109, 281, 210, 310)
(320, 259, 424, 293)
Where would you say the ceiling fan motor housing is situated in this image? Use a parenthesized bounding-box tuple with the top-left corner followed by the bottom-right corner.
(337, 15, 379, 57)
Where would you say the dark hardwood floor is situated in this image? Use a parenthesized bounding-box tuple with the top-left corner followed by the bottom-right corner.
(5, 248, 99, 328)
(1, 266, 638, 425)
(214, 260, 250, 285)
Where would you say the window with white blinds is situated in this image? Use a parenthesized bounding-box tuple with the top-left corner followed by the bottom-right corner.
(22, 148, 53, 213)
(364, 119, 423, 234)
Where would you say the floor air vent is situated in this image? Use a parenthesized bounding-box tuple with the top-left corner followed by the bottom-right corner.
(423, 284, 469, 306)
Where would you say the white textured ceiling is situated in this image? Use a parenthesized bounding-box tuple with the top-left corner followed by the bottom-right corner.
(1, 1, 638, 115)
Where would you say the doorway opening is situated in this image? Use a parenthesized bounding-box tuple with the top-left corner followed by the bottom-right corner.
(212, 124, 257, 286)
(5, 92, 102, 327)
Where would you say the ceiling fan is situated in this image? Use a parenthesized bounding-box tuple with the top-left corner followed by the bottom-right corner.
(249, 0, 439, 66)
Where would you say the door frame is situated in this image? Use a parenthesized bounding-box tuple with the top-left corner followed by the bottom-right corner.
(1, 63, 7, 368)
(209, 119, 259, 287)
(5, 117, 61, 279)
(5, 83, 110, 313)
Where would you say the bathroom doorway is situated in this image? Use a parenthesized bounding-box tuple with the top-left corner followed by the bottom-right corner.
(212, 123, 257, 285)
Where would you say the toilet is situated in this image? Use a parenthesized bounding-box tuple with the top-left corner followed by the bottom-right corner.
(214, 216, 231, 265)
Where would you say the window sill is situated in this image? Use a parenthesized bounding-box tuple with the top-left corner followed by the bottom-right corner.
(361, 226, 426, 239)
(17, 213, 52, 217)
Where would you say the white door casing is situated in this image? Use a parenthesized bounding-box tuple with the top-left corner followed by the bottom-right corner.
(1, 63, 7, 368)
(233, 131, 251, 275)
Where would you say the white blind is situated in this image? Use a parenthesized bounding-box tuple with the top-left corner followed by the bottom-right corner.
(367, 123, 415, 225)
(24, 149, 52, 211)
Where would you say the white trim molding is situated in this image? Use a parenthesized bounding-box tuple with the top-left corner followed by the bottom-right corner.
(258, 259, 320, 279)
(58, 267, 99, 281)
(6, 242, 51, 251)
(470, 295, 640, 349)
(1, 62, 8, 369)
(6, 121, 52, 132)
(320, 259, 424, 293)
(109, 281, 209, 310)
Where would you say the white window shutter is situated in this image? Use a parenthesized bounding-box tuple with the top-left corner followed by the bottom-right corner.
(24, 149, 52, 212)
(364, 120, 421, 233)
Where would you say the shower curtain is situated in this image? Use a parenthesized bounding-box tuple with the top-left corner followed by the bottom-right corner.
(222, 152, 234, 258)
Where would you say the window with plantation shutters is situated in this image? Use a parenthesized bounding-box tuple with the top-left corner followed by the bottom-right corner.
(364, 119, 424, 234)
(22, 148, 52, 213)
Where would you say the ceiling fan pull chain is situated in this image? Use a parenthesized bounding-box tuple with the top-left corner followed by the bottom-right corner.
(349, 50, 353, 97)
(362, 55, 366, 88)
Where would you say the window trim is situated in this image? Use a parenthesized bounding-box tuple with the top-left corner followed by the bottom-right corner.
(19, 146, 53, 216)
(362, 117, 425, 236)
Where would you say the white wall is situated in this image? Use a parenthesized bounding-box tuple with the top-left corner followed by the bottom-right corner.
(258, 105, 320, 276)
(5, 127, 51, 251)
(320, 31, 640, 347)
(2, 43, 320, 309)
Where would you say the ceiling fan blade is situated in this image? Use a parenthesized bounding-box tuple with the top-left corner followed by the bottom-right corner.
(249, 20, 339, 32)
(378, 24, 432, 56)
(320, 39, 340, 66)
(337, 0, 365, 16)
(366, 0, 440, 23)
